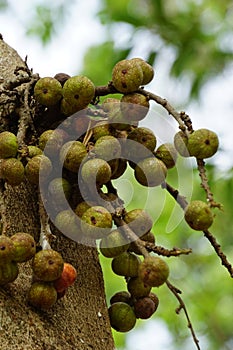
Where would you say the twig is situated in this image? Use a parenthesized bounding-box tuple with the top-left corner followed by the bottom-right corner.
(137, 88, 190, 135)
(166, 280, 201, 350)
(161, 181, 188, 210)
(179, 110, 194, 133)
(203, 229, 233, 278)
(143, 242, 192, 257)
(94, 84, 193, 137)
(196, 159, 221, 208)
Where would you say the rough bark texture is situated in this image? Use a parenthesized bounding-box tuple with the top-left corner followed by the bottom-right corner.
(0, 35, 115, 350)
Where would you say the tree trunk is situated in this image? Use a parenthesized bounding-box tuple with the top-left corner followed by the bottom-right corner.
(0, 35, 115, 350)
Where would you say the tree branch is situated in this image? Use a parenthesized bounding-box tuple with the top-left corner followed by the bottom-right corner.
(166, 280, 201, 350)
(203, 229, 233, 278)
(196, 159, 222, 209)
(161, 181, 188, 210)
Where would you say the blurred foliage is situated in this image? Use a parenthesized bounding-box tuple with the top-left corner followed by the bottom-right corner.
(82, 0, 233, 99)
(2, 0, 231, 99)
(0, 0, 7, 11)
(26, 2, 72, 45)
(100, 164, 233, 350)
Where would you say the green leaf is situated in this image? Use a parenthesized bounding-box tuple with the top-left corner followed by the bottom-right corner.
(25, 4, 67, 45)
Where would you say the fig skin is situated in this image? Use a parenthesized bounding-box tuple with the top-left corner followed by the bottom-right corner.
(94, 135, 121, 161)
(25, 155, 52, 185)
(54, 72, 71, 86)
(32, 249, 64, 282)
(112, 59, 143, 93)
(127, 276, 152, 298)
(39, 129, 65, 155)
(1, 158, 25, 186)
(48, 177, 72, 205)
(133, 296, 158, 319)
(184, 200, 214, 230)
(134, 157, 167, 187)
(33, 77, 63, 106)
(126, 127, 157, 160)
(187, 128, 219, 159)
(59, 141, 87, 173)
(123, 208, 153, 238)
(111, 252, 141, 277)
(81, 158, 112, 187)
(130, 58, 154, 85)
(81, 206, 112, 240)
(0, 235, 16, 265)
(61, 75, 95, 115)
(53, 263, 77, 293)
(99, 229, 130, 258)
(155, 143, 178, 169)
(0, 131, 18, 159)
(0, 261, 19, 285)
(54, 210, 82, 238)
(28, 281, 57, 309)
(11, 232, 36, 263)
(110, 291, 133, 305)
(138, 256, 169, 287)
(108, 302, 136, 332)
(174, 131, 190, 157)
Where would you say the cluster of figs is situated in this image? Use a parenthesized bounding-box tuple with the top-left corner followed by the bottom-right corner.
(0, 233, 77, 309)
(0, 57, 219, 327)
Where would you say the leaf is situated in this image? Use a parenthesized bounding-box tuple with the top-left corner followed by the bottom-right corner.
(25, 4, 67, 45)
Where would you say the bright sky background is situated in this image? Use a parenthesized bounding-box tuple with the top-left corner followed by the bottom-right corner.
(0, 1, 232, 349)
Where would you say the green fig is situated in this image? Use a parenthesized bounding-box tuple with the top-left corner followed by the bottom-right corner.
(1, 158, 25, 186)
(0, 235, 16, 265)
(34, 77, 63, 106)
(32, 249, 64, 282)
(123, 209, 153, 238)
(112, 59, 143, 93)
(11, 232, 36, 263)
(0, 131, 18, 159)
(94, 135, 121, 161)
(61, 75, 95, 115)
(28, 281, 57, 309)
(173, 131, 190, 157)
(138, 256, 169, 287)
(130, 58, 154, 85)
(99, 229, 130, 258)
(155, 143, 178, 169)
(81, 158, 112, 187)
(80, 206, 112, 240)
(127, 276, 151, 298)
(25, 155, 52, 185)
(60, 141, 87, 172)
(0, 261, 19, 285)
(134, 157, 167, 187)
(187, 128, 219, 159)
(108, 302, 136, 332)
(111, 252, 141, 277)
(184, 200, 213, 230)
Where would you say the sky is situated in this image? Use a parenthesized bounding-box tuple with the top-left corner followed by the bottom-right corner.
(0, 1, 232, 349)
